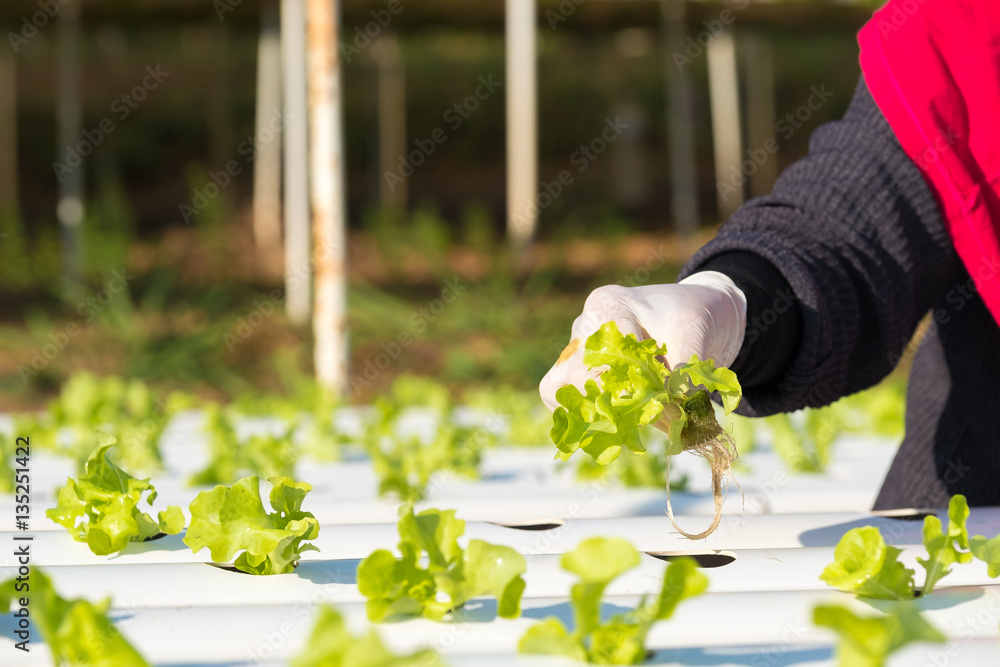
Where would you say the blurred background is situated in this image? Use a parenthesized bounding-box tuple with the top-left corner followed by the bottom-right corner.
(0, 0, 879, 409)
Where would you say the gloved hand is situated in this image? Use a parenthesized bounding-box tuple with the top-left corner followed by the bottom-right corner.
(539, 271, 747, 412)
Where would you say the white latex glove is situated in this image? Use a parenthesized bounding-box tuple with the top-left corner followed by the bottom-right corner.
(539, 271, 747, 412)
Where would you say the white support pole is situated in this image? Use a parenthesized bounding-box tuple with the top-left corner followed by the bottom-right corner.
(282, 0, 312, 326)
(253, 1, 284, 252)
(0, 50, 16, 217)
(57, 2, 83, 287)
(372, 33, 407, 213)
(306, 0, 348, 393)
(505, 0, 537, 265)
(707, 28, 743, 220)
(661, 0, 699, 236)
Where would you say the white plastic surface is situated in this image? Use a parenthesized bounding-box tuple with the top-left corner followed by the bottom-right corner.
(1, 407, 998, 666)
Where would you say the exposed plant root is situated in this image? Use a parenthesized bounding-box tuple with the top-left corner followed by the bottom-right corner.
(665, 410, 741, 540)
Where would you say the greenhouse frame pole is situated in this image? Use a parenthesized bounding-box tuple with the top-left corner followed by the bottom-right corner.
(506, 0, 538, 266)
(707, 27, 743, 220)
(661, 0, 699, 237)
(306, 0, 348, 393)
(253, 0, 284, 252)
(282, 0, 312, 326)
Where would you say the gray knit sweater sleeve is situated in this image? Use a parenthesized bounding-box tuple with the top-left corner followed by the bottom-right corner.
(678, 79, 962, 417)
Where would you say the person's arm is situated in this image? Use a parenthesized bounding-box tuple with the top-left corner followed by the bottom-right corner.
(679, 78, 964, 416)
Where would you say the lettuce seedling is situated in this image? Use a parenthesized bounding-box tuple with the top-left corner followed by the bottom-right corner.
(366, 424, 486, 503)
(363, 377, 490, 502)
(19, 372, 184, 474)
(813, 603, 944, 667)
(519, 538, 707, 664)
(822, 495, 979, 598)
(357, 506, 526, 621)
(290, 605, 444, 667)
(970, 533, 1000, 577)
(189, 406, 301, 486)
(0, 569, 150, 666)
(183, 475, 320, 575)
(918, 494, 973, 595)
(819, 526, 915, 600)
(46, 439, 184, 556)
(551, 322, 741, 538)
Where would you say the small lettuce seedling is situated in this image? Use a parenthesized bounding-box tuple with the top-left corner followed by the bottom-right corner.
(357, 506, 526, 621)
(189, 406, 300, 486)
(819, 526, 915, 600)
(518, 537, 707, 665)
(822, 495, 983, 598)
(551, 322, 742, 538)
(0, 569, 150, 666)
(813, 603, 944, 667)
(290, 605, 444, 667)
(183, 475, 320, 575)
(46, 439, 184, 556)
(363, 377, 490, 502)
(918, 494, 973, 595)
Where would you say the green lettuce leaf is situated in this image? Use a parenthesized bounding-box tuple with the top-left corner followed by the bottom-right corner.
(189, 406, 301, 486)
(357, 507, 526, 622)
(46, 439, 184, 555)
(291, 605, 444, 667)
(518, 617, 589, 662)
(518, 538, 707, 664)
(820, 526, 915, 600)
(561, 537, 641, 635)
(813, 603, 944, 667)
(918, 494, 973, 595)
(0, 569, 149, 666)
(183, 475, 320, 575)
(970, 533, 1000, 577)
(550, 322, 741, 465)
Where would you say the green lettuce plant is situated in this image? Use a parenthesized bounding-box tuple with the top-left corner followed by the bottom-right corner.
(550, 321, 741, 538)
(46, 439, 184, 556)
(290, 605, 444, 667)
(183, 475, 320, 575)
(0, 569, 150, 666)
(519, 537, 707, 664)
(357, 506, 525, 621)
(813, 603, 944, 667)
(822, 495, 987, 598)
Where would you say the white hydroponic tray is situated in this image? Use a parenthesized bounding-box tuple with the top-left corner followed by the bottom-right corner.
(2, 408, 999, 666)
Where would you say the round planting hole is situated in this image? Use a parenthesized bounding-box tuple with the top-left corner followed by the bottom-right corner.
(207, 561, 299, 574)
(141, 532, 168, 542)
(488, 520, 566, 531)
(645, 550, 736, 568)
(870, 509, 935, 522)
